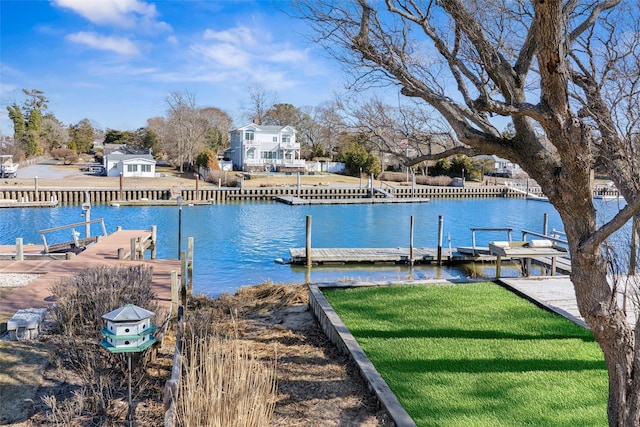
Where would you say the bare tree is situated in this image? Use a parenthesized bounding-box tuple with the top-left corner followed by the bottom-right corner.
(295, 1, 640, 424)
(200, 107, 233, 153)
(241, 84, 279, 125)
(164, 91, 208, 173)
(338, 95, 454, 171)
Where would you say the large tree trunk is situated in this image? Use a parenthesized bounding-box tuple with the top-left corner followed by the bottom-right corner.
(551, 154, 640, 426)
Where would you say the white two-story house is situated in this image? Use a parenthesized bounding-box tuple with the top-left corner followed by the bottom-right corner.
(226, 124, 305, 172)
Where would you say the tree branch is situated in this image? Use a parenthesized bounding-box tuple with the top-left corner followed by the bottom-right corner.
(580, 195, 640, 254)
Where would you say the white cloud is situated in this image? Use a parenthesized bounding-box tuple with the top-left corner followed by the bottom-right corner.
(191, 24, 311, 90)
(203, 26, 261, 47)
(53, 0, 170, 32)
(66, 32, 139, 56)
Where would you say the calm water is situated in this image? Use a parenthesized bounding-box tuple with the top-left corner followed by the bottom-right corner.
(0, 198, 628, 296)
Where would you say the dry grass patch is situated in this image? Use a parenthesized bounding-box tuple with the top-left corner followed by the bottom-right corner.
(186, 283, 390, 426)
(0, 340, 50, 424)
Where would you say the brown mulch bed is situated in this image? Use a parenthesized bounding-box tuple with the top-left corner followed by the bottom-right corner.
(1, 283, 391, 426)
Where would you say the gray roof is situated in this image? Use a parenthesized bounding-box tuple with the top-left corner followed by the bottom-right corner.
(107, 153, 154, 161)
(102, 304, 155, 322)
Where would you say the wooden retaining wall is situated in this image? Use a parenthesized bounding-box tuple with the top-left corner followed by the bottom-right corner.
(0, 184, 620, 206)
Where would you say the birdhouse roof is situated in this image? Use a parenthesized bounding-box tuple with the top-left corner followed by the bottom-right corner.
(102, 304, 155, 322)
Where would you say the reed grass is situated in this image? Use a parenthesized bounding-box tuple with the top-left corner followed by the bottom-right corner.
(178, 333, 277, 427)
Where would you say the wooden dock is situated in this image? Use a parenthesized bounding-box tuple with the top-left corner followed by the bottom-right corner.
(500, 276, 637, 328)
(0, 200, 58, 208)
(109, 199, 213, 207)
(274, 195, 430, 205)
(287, 247, 493, 265)
(0, 229, 181, 315)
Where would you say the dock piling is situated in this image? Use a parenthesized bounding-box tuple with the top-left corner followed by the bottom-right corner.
(16, 238, 23, 261)
(437, 215, 443, 266)
(187, 237, 194, 293)
(151, 225, 157, 259)
(171, 271, 179, 317)
(409, 215, 414, 266)
(306, 215, 312, 267)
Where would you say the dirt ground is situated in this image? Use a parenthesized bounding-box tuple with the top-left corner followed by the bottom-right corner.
(0, 284, 390, 426)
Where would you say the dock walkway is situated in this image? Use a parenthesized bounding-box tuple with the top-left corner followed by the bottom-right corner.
(0, 229, 180, 314)
(288, 247, 495, 265)
(500, 276, 636, 328)
(274, 195, 430, 205)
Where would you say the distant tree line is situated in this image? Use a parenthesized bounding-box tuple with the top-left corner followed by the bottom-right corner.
(5, 86, 483, 179)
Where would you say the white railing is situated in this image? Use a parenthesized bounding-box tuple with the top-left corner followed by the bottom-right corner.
(280, 143, 300, 149)
(244, 159, 306, 168)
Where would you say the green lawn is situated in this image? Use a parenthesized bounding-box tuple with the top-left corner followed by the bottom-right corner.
(322, 283, 607, 427)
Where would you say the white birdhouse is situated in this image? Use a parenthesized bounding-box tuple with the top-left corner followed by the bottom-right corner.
(101, 304, 157, 353)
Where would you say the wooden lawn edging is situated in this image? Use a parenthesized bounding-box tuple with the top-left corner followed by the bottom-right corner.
(307, 283, 417, 427)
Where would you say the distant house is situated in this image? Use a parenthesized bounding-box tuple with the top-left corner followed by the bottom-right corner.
(225, 123, 305, 172)
(102, 146, 156, 178)
(474, 155, 522, 177)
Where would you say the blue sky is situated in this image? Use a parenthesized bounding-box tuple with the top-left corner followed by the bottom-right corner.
(0, 0, 346, 134)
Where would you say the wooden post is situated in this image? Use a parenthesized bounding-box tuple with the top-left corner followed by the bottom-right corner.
(180, 253, 188, 301)
(437, 215, 443, 266)
(151, 225, 157, 259)
(297, 172, 301, 198)
(137, 237, 144, 259)
(195, 174, 200, 200)
(496, 255, 502, 278)
(187, 237, 194, 293)
(306, 215, 312, 267)
(118, 248, 125, 260)
(543, 213, 548, 236)
(409, 215, 414, 266)
(171, 270, 179, 317)
(15, 238, 23, 261)
(34, 177, 39, 201)
(130, 238, 137, 260)
(119, 172, 124, 201)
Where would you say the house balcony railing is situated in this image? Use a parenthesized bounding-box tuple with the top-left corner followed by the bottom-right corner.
(243, 139, 261, 146)
(245, 159, 306, 167)
(280, 142, 300, 149)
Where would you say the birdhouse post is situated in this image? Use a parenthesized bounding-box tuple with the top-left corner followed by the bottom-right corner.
(101, 304, 157, 425)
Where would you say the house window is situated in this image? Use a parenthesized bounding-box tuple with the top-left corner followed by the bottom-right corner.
(141, 164, 151, 173)
(282, 134, 291, 143)
(245, 130, 254, 141)
(246, 148, 255, 159)
(261, 151, 277, 159)
(127, 164, 138, 172)
(273, 137, 278, 142)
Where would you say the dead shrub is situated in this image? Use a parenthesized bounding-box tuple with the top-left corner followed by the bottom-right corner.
(416, 175, 453, 186)
(40, 265, 165, 425)
(204, 170, 240, 187)
(50, 265, 158, 336)
(379, 172, 453, 186)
